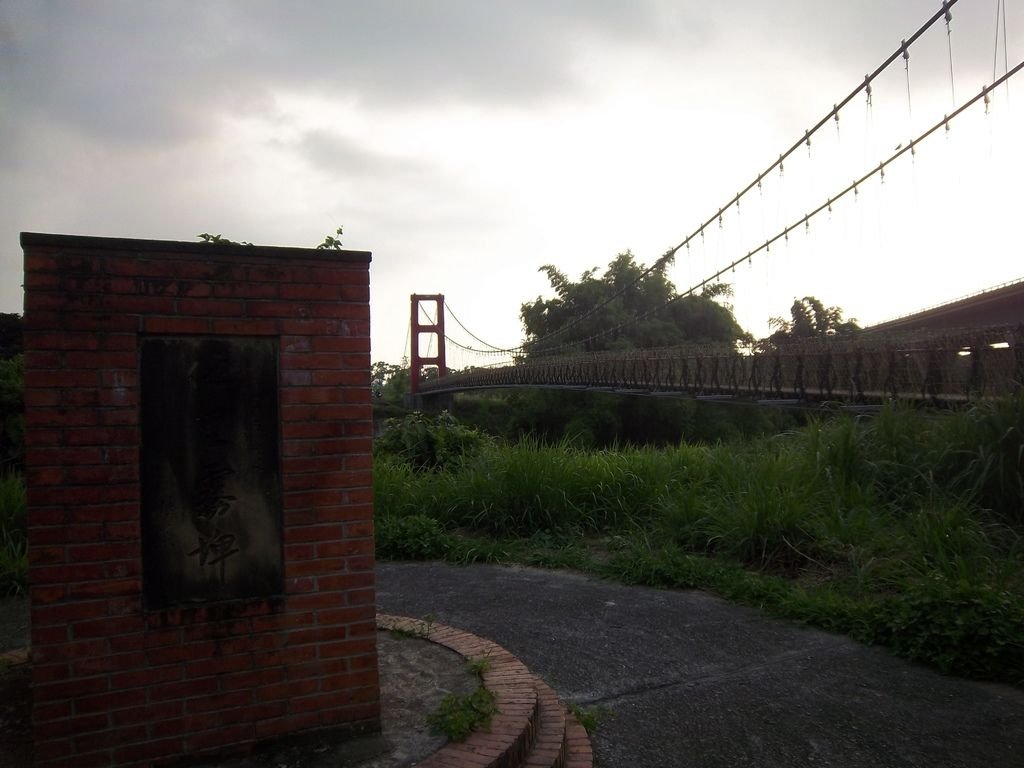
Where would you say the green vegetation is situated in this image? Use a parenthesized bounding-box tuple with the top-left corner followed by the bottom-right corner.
(520, 251, 747, 353)
(0, 355, 24, 472)
(376, 411, 493, 473)
(196, 232, 254, 245)
(568, 703, 610, 735)
(376, 400, 1024, 686)
(372, 360, 410, 413)
(499, 390, 801, 448)
(0, 472, 27, 596)
(427, 644, 499, 742)
(767, 295, 860, 341)
(427, 686, 499, 742)
(0, 346, 25, 596)
(315, 226, 344, 250)
(505, 251, 760, 448)
(195, 225, 343, 249)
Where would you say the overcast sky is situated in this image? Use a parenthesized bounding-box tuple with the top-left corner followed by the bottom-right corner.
(2, 1, 1021, 365)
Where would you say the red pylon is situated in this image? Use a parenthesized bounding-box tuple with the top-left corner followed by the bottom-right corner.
(409, 294, 447, 394)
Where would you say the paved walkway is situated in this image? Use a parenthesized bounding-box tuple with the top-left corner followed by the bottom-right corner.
(4, 567, 1023, 767)
(377, 562, 1024, 768)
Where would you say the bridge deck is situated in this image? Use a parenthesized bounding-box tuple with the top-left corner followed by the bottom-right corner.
(419, 327, 1022, 404)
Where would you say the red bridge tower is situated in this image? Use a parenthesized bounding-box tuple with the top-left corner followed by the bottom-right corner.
(410, 293, 447, 394)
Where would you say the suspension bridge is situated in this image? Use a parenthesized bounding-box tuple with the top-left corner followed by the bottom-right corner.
(405, 1, 1023, 406)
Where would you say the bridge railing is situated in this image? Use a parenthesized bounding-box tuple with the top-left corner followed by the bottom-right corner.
(419, 326, 1022, 404)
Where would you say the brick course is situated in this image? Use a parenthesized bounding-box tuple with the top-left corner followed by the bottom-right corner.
(22, 233, 379, 767)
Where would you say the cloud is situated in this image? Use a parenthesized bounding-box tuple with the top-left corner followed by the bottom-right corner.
(4, 0, 1013, 153)
(2, 0, 682, 152)
(1, 0, 1020, 362)
(295, 129, 429, 180)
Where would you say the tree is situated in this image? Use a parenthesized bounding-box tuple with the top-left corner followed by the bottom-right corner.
(510, 252, 753, 447)
(768, 296, 859, 342)
(371, 360, 410, 405)
(520, 251, 746, 355)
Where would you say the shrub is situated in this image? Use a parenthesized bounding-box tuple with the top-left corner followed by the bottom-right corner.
(376, 411, 492, 472)
(376, 514, 452, 561)
(870, 576, 1024, 683)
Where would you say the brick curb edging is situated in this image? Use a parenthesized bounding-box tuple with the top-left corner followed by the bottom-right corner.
(1, 624, 597, 768)
(376, 615, 594, 768)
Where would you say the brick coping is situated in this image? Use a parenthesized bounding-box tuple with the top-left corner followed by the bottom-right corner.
(377, 614, 593, 768)
(20, 231, 372, 261)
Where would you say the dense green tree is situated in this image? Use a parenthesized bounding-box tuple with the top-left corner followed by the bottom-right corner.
(768, 296, 859, 342)
(371, 359, 414, 423)
(521, 251, 747, 355)
(372, 360, 410, 404)
(509, 252, 761, 447)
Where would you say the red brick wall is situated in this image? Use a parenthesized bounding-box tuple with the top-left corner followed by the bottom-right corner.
(21, 233, 378, 767)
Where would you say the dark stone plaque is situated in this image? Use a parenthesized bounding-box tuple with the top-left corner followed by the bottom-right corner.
(140, 337, 283, 609)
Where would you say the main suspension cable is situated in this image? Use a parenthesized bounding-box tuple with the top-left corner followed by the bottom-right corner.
(444, 301, 520, 353)
(535, 60, 1023, 356)
(523, 0, 963, 356)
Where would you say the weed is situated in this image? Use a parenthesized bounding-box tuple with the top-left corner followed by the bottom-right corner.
(567, 702, 610, 734)
(427, 687, 498, 742)
(387, 625, 427, 640)
(466, 654, 491, 676)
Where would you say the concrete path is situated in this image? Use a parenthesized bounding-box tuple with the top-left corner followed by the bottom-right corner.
(377, 562, 1024, 768)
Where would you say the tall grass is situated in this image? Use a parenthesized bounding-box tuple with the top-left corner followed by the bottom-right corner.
(376, 402, 1024, 581)
(376, 436, 693, 537)
(375, 399, 1024, 684)
(934, 394, 1024, 526)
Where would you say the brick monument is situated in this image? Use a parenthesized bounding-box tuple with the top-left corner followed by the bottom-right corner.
(21, 232, 378, 766)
